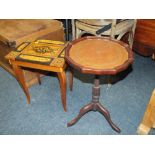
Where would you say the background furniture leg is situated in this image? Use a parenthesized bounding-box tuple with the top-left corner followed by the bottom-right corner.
(12, 63, 30, 103)
(71, 19, 75, 40)
(57, 71, 67, 112)
(65, 19, 69, 41)
(137, 89, 155, 134)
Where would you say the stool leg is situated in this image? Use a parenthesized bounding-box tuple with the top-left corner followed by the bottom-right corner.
(12, 63, 30, 103)
(57, 71, 67, 112)
(69, 69, 73, 91)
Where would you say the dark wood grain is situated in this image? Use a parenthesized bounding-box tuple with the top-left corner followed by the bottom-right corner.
(133, 19, 155, 56)
(67, 75, 121, 133)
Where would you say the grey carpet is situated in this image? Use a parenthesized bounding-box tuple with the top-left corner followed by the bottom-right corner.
(0, 53, 155, 135)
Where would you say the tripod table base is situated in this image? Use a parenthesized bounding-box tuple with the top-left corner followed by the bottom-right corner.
(67, 76, 121, 133)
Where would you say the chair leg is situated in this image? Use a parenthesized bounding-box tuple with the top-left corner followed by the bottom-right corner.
(128, 30, 134, 48)
(36, 73, 41, 85)
(75, 27, 81, 39)
(130, 19, 137, 48)
(107, 75, 112, 88)
(71, 19, 76, 40)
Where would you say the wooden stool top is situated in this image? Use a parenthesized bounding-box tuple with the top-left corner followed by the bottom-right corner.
(6, 40, 67, 68)
(65, 36, 133, 75)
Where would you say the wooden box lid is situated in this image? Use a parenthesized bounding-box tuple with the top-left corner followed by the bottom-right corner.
(0, 19, 63, 47)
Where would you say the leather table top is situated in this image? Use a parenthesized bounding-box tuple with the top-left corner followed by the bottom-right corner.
(65, 36, 133, 75)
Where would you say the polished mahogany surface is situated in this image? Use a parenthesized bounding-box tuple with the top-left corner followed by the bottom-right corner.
(133, 19, 155, 56)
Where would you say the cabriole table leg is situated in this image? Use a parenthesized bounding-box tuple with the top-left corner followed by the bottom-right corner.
(12, 63, 30, 103)
(57, 71, 67, 112)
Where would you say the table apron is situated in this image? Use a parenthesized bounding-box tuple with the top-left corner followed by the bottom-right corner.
(10, 60, 66, 73)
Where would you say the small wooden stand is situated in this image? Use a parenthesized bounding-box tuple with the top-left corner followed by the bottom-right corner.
(137, 89, 155, 134)
(65, 36, 133, 133)
(6, 40, 67, 112)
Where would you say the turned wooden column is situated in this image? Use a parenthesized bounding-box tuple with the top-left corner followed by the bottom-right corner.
(92, 75, 100, 105)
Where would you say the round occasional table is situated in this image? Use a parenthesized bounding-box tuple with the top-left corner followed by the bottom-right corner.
(65, 36, 133, 133)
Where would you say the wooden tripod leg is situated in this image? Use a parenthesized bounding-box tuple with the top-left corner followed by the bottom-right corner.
(12, 63, 30, 103)
(96, 103, 121, 133)
(57, 71, 67, 112)
(67, 103, 93, 127)
(137, 89, 155, 134)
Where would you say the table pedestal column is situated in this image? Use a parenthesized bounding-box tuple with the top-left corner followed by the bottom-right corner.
(67, 75, 121, 133)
